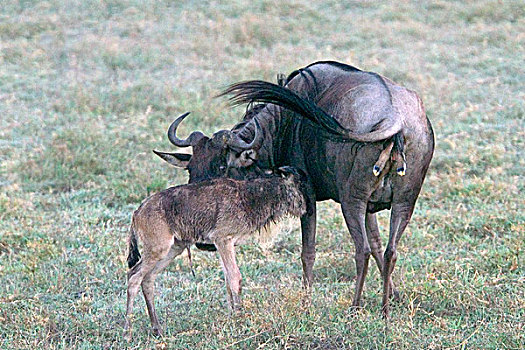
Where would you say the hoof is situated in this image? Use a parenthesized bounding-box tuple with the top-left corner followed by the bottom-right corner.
(229, 307, 244, 318)
(381, 306, 390, 320)
(391, 289, 400, 302)
(228, 301, 243, 316)
(348, 305, 364, 316)
(152, 327, 163, 337)
(301, 293, 312, 309)
(123, 320, 132, 340)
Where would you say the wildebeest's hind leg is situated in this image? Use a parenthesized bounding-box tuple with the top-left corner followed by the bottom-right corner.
(382, 202, 414, 318)
(365, 213, 398, 301)
(215, 239, 242, 311)
(341, 199, 371, 308)
(141, 244, 185, 336)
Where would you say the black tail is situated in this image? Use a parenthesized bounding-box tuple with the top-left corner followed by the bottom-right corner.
(219, 80, 349, 140)
(219, 80, 402, 143)
(127, 226, 141, 269)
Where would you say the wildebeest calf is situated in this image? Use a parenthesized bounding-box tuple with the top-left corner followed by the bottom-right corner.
(124, 166, 306, 336)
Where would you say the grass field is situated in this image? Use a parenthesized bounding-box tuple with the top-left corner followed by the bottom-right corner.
(0, 0, 523, 348)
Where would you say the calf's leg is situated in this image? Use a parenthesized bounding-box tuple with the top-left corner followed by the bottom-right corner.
(125, 258, 158, 335)
(141, 244, 185, 336)
(125, 227, 176, 337)
(215, 239, 242, 311)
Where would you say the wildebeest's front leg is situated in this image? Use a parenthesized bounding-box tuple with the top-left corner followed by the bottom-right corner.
(341, 198, 371, 308)
(215, 239, 242, 311)
(301, 198, 317, 289)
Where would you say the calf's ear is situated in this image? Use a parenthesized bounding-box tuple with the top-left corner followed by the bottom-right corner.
(239, 149, 257, 165)
(153, 150, 191, 169)
(227, 149, 258, 168)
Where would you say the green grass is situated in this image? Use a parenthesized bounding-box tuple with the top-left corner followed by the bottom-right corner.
(1, 0, 523, 348)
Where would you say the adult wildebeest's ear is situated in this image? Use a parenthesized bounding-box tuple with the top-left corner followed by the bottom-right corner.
(153, 150, 191, 169)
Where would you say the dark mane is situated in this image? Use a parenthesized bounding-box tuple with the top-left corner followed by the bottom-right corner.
(229, 103, 267, 134)
(243, 103, 266, 121)
(218, 80, 348, 141)
(285, 60, 362, 85)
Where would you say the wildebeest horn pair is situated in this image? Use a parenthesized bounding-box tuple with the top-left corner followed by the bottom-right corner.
(167, 111, 262, 150)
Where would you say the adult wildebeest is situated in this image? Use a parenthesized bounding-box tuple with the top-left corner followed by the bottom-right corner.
(154, 61, 434, 316)
(124, 167, 306, 336)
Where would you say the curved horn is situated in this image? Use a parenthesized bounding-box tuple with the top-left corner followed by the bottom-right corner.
(227, 118, 263, 150)
(167, 112, 206, 147)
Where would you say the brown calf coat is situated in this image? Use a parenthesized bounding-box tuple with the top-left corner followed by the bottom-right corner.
(124, 169, 306, 336)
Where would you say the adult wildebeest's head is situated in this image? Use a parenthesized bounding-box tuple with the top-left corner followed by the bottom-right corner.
(153, 110, 267, 183)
